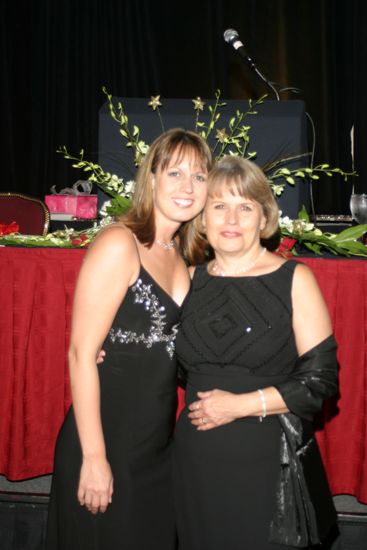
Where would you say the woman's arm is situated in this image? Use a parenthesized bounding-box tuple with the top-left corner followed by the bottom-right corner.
(69, 225, 139, 513)
(273, 262, 337, 420)
(291, 262, 333, 353)
(189, 262, 336, 430)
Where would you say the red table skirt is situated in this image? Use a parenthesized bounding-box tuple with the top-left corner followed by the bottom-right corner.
(0, 248, 366, 503)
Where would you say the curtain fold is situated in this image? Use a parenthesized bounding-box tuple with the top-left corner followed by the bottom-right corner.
(1, 0, 365, 213)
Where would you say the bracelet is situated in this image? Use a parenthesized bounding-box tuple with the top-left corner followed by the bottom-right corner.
(257, 389, 267, 422)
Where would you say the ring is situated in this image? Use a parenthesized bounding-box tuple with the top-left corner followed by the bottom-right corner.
(201, 417, 205, 424)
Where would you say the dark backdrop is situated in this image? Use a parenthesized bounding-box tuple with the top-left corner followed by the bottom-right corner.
(1, 0, 366, 215)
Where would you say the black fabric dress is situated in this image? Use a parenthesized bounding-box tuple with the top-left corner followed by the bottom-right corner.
(173, 261, 309, 550)
(46, 266, 180, 550)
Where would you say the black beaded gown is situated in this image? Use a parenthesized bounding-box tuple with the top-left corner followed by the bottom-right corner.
(173, 261, 305, 550)
(46, 266, 180, 550)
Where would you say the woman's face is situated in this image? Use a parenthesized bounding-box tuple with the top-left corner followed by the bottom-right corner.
(203, 187, 266, 256)
(152, 149, 208, 226)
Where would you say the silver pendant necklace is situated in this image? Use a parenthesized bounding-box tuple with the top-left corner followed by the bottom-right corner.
(155, 239, 175, 250)
(212, 247, 266, 276)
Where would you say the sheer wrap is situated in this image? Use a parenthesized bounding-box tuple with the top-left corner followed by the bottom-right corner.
(270, 336, 339, 547)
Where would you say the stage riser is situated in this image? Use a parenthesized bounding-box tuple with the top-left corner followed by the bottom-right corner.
(0, 501, 366, 550)
(0, 502, 48, 550)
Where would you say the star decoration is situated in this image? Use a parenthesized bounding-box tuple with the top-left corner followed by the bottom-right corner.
(216, 128, 229, 143)
(148, 95, 162, 111)
(192, 97, 205, 111)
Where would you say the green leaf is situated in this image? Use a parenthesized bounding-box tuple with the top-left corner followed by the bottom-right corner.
(337, 240, 367, 254)
(106, 195, 131, 216)
(333, 224, 367, 243)
(304, 242, 322, 255)
(297, 206, 309, 222)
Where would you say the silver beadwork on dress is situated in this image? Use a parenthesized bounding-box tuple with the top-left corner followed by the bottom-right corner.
(109, 278, 178, 359)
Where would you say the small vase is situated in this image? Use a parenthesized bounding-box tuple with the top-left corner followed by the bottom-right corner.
(350, 194, 367, 225)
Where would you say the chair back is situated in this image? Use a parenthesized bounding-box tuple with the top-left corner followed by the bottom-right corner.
(0, 193, 50, 236)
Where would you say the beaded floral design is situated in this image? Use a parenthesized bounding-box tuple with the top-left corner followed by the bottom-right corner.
(109, 278, 178, 359)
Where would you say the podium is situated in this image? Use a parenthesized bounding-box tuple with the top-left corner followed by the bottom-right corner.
(98, 98, 310, 218)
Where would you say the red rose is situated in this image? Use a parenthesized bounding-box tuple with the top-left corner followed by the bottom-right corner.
(71, 238, 82, 246)
(0, 221, 20, 236)
(275, 236, 297, 257)
(71, 234, 89, 247)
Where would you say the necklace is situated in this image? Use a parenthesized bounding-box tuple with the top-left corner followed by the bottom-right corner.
(155, 239, 175, 250)
(212, 247, 266, 276)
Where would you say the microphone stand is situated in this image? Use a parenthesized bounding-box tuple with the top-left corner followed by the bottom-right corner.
(250, 64, 280, 101)
(224, 29, 280, 100)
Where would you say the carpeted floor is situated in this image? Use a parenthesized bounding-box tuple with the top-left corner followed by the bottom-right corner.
(1, 477, 367, 550)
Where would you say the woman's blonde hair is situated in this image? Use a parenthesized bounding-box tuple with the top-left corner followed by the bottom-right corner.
(121, 128, 212, 263)
(188, 156, 280, 263)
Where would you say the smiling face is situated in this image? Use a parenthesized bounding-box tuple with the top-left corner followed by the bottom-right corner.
(152, 148, 208, 226)
(203, 187, 267, 257)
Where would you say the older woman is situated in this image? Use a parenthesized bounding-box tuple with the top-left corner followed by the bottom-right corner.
(173, 156, 338, 550)
(46, 129, 212, 550)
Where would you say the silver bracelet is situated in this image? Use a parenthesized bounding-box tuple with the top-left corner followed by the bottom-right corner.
(257, 389, 267, 422)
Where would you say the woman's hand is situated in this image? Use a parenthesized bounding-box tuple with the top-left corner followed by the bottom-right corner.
(96, 349, 106, 364)
(78, 456, 114, 514)
(188, 389, 243, 431)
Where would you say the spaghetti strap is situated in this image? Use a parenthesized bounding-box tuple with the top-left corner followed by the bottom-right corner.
(131, 231, 143, 266)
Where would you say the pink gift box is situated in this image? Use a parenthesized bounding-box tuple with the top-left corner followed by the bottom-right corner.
(45, 195, 97, 219)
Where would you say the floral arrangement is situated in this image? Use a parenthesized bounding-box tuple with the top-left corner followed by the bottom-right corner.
(1, 88, 366, 256)
(0, 225, 100, 248)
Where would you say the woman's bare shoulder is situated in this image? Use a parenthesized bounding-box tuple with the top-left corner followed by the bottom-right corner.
(292, 261, 319, 287)
(89, 223, 137, 254)
(291, 261, 332, 353)
(92, 222, 132, 243)
(82, 223, 140, 281)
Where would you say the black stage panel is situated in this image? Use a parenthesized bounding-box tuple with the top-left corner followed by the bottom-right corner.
(98, 98, 311, 218)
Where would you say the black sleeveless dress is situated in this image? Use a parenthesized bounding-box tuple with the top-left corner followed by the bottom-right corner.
(173, 261, 304, 550)
(46, 266, 180, 550)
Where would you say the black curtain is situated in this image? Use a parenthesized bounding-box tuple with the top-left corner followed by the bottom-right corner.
(1, 0, 366, 215)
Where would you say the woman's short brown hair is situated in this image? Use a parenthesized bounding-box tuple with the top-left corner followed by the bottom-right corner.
(121, 128, 213, 259)
(206, 155, 279, 239)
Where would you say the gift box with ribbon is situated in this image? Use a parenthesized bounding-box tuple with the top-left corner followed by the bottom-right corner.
(45, 181, 97, 219)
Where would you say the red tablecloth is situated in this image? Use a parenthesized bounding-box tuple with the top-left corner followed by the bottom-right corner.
(0, 248, 366, 502)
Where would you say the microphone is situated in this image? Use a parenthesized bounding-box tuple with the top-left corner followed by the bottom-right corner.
(223, 28, 280, 100)
(223, 29, 256, 70)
